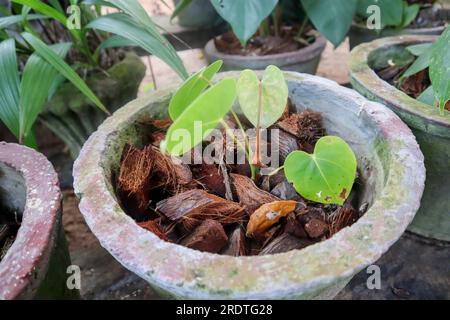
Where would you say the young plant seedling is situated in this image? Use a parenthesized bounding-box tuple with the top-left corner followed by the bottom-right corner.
(162, 62, 358, 206)
(236, 65, 289, 168)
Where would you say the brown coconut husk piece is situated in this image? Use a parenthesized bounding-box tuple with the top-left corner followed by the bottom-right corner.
(231, 174, 280, 214)
(156, 189, 246, 233)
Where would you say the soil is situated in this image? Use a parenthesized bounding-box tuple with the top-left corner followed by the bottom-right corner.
(214, 26, 317, 56)
(114, 103, 364, 256)
(376, 58, 450, 112)
(0, 208, 21, 263)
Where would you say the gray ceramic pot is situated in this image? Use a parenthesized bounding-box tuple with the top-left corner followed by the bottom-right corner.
(73, 72, 425, 299)
(204, 37, 327, 74)
(0, 142, 77, 299)
(350, 35, 450, 242)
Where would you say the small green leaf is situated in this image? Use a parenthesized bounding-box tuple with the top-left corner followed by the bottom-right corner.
(0, 14, 48, 29)
(163, 78, 237, 156)
(284, 136, 357, 205)
(406, 43, 433, 56)
(237, 65, 288, 129)
(11, 0, 67, 25)
(417, 86, 435, 107)
(429, 26, 450, 113)
(169, 60, 223, 121)
(400, 2, 419, 28)
(401, 48, 432, 79)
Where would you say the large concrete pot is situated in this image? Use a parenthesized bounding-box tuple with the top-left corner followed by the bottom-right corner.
(204, 37, 327, 74)
(40, 52, 146, 159)
(73, 72, 425, 299)
(348, 6, 450, 49)
(0, 143, 77, 299)
(350, 35, 450, 242)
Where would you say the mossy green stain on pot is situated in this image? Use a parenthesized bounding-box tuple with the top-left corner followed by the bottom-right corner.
(349, 35, 450, 241)
(73, 72, 425, 299)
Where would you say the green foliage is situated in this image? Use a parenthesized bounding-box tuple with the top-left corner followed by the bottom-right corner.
(406, 43, 433, 56)
(417, 86, 435, 107)
(169, 60, 223, 121)
(210, 0, 278, 45)
(162, 78, 237, 156)
(171, 0, 193, 22)
(356, 0, 419, 29)
(236, 65, 288, 128)
(300, 0, 358, 47)
(0, 14, 47, 29)
(429, 26, 450, 113)
(401, 45, 432, 79)
(284, 136, 357, 205)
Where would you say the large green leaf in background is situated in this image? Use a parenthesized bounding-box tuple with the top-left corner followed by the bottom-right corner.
(430, 26, 450, 114)
(168, 60, 223, 121)
(301, 0, 358, 47)
(20, 43, 71, 140)
(210, 0, 278, 45)
(0, 39, 20, 138)
(22, 32, 108, 114)
(284, 136, 357, 205)
(356, 0, 404, 28)
(162, 78, 237, 156)
(237, 65, 288, 128)
(0, 14, 47, 29)
(11, 0, 67, 25)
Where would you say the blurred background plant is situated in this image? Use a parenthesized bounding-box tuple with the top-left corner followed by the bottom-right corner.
(0, 0, 187, 156)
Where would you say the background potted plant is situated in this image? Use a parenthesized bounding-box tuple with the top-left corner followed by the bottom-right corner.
(349, 0, 450, 49)
(349, 26, 450, 241)
(0, 142, 77, 299)
(73, 62, 425, 299)
(174, 0, 358, 73)
(0, 0, 188, 157)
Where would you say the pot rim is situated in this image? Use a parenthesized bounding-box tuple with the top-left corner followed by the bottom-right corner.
(0, 142, 61, 299)
(204, 35, 327, 64)
(73, 72, 425, 299)
(350, 35, 450, 137)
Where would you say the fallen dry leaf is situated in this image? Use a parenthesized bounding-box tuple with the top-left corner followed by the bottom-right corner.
(246, 200, 297, 237)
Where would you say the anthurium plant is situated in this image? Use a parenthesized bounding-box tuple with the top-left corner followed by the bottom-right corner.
(173, 0, 359, 47)
(161, 62, 357, 206)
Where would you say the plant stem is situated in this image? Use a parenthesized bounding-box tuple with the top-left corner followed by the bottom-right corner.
(253, 82, 263, 167)
(220, 119, 257, 181)
(297, 16, 309, 39)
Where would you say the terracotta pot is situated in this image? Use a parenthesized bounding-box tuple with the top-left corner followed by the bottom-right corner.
(73, 72, 425, 299)
(0, 142, 77, 299)
(204, 36, 327, 74)
(350, 35, 450, 242)
(348, 6, 450, 49)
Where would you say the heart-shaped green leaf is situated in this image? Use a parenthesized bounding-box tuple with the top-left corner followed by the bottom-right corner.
(284, 136, 357, 205)
(210, 0, 278, 45)
(168, 60, 223, 120)
(162, 78, 237, 156)
(237, 65, 288, 129)
(430, 26, 450, 114)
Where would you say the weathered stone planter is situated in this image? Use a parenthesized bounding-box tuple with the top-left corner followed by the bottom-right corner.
(348, 6, 450, 49)
(40, 52, 146, 159)
(204, 36, 327, 74)
(350, 35, 450, 242)
(0, 143, 77, 299)
(73, 72, 424, 299)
